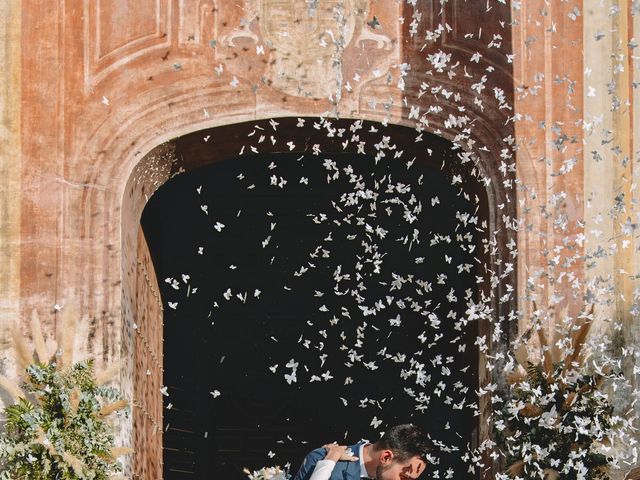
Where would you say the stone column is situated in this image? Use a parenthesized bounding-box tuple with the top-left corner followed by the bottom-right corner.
(583, 0, 637, 343)
(513, 0, 585, 337)
(0, 0, 21, 404)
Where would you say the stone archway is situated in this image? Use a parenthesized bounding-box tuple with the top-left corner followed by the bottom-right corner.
(0, 1, 523, 478)
(5, 0, 639, 477)
(123, 116, 515, 478)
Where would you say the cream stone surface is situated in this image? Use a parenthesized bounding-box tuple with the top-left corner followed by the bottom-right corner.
(0, 0, 21, 430)
(0, 1, 20, 363)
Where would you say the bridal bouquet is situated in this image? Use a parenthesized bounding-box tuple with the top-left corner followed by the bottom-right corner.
(243, 465, 290, 480)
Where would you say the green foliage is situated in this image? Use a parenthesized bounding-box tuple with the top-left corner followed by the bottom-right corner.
(525, 362, 547, 390)
(0, 358, 128, 480)
(494, 361, 618, 480)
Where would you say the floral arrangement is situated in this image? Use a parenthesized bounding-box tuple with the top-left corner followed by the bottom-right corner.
(493, 305, 631, 480)
(243, 465, 290, 480)
(0, 309, 131, 480)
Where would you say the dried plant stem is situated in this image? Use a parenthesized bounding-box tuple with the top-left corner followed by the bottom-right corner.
(0, 374, 26, 401)
(109, 447, 134, 459)
(69, 387, 81, 414)
(11, 322, 34, 374)
(543, 468, 560, 480)
(56, 306, 79, 369)
(99, 399, 128, 417)
(30, 309, 50, 364)
(96, 359, 124, 386)
(34, 427, 58, 457)
(506, 460, 524, 477)
(536, 323, 554, 375)
(62, 451, 86, 477)
(564, 304, 595, 372)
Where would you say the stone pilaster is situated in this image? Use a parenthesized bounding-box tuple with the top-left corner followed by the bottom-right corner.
(0, 0, 21, 403)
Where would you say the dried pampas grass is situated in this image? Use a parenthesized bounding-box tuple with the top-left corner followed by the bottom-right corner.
(536, 322, 554, 375)
(0, 374, 26, 401)
(506, 460, 524, 477)
(514, 343, 529, 370)
(563, 304, 595, 372)
(109, 447, 134, 459)
(562, 391, 577, 410)
(62, 451, 86, 477)
(515, 303, 596, 377)
(506, 370, 526, 385)
(625, 466, 640, 480)
(56, 306, 79, 369)
(11, 322, 34, 374)
(30, 309, 50, 364)
(98, 399, 128, 417)
(96, 359, 124, 386)
(33, 427, 58, 457)
(69, 387, 81, 414)
(519, 403, 543, 417)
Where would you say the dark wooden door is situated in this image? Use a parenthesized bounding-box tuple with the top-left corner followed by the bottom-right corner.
(144, 144, 480, 479)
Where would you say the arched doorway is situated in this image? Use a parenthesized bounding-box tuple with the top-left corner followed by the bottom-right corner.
(136, 118, 502, 479)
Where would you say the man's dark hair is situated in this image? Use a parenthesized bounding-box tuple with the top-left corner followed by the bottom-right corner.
(372, 424, 432, 462)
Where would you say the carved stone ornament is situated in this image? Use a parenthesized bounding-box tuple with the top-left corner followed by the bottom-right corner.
(221, 0, 393, 100)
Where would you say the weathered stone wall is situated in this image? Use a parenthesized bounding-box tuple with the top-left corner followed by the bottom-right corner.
(0, 0, 638, 478)
(132, 226, 163, 479)
(0, 1, 21, 393)
(512, 0, 638, 346)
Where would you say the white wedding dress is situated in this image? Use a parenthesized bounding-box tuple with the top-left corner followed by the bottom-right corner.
(308, 459, 337, 480)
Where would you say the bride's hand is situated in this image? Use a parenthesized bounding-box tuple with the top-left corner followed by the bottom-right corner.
(322, 443, 359, 462)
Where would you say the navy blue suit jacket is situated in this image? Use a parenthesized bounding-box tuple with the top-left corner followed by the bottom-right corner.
(292, 443, 365, 480)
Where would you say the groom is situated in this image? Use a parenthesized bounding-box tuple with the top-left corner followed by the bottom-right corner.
(292, 424, 430, 480)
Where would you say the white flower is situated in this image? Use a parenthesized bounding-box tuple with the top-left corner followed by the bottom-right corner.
(427, 50, 451, 72)
(538, 405, 557, 429)
(244, 466, 289, 480)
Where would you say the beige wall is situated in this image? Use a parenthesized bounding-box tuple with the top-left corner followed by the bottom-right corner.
(513, 0, 637, 352)
(580, 0, 637, 345)
(0, 0, 20, 371)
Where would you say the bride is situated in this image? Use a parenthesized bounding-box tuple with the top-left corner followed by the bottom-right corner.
(308, 444, 359, 480)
